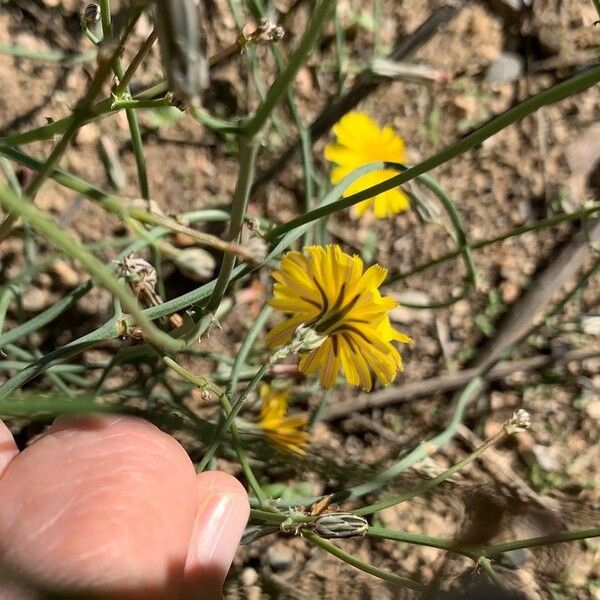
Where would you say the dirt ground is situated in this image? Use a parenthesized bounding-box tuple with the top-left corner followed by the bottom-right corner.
(1, 0, 600, 598)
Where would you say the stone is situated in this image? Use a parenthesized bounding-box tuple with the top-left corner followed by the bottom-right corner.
(485, 52, 524, 84)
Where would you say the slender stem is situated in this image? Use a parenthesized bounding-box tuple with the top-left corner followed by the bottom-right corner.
(226, 305, 272, 396)
(0, 28, 131, 242)
(243, 0, 335, 136)
(274, 375, 484, 510)
(477, 557, 508, 590)
(99, 1, 150, 200)
(335, 376, 484, 502)
(249, 508, 286, 524)
(0, 282, 92, 350)
(0, 43, 96, 64)
(204, 137, 259, 312)
(162, 357, 266, 502)
(268, 64, 600, 238)
(0, 186, 185, 353)
(367, 526, 475, 558)
(354, 424, 506, 516)
(0, 320, 117, 400)
(480, 527, 600, 557)
(190, 107, 242, 133)
(114, 29, 158, 96)
(0, 145, 247, 261)
(198, 360, 271, 470)
(299, 126, 315, 245)
(391, 203, 600, 282)
(302, 531, 428, 592)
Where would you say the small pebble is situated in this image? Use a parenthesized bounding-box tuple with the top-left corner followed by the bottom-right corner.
(485, 52, 524, 84)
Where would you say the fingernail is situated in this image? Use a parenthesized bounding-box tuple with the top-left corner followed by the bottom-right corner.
(48, 414, 127, 434)
(182, 474, 249, 599)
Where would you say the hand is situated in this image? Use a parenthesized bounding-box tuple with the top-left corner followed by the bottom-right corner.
(0, 414, 249, 599)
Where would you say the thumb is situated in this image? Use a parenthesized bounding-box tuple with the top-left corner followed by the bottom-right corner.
(180, 471, 249, 600)
(0, 420, 19, 478)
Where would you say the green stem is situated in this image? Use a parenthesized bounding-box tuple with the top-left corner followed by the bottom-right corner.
(163, 357, 266, 503)
(0, 282, 92, 350)
(0, 43, 96, 64)
(243, 0, 335, 137)
(355, 422, 506, 516)
(477, 557, 508, 590)
(226, 305, 272, 396)
(0, 37, 125, 242)
(190, 107, 242, 133)
(99, 1, 150, 200)
(367, 526, 475, 558)
(198, 360, 271, 470)
(204, 137, 259, 312)
(0, 319, 117, 400)
(0, 186, 185, 353)
(302, 531, 428, 592)
(337, 374, 484, 502)
(391, 203, 600, 282)
(268, 64, 600, 238)
(480, 527, 600, 557)
(114, 28, 158, 96)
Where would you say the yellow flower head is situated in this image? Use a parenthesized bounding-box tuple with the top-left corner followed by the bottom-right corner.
(259, 384, 310, 456)
(265, 245, 411, 391)
(324, 111, 409, 219)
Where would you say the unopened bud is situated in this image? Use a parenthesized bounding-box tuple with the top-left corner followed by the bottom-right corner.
(241, 524, 279, 544)
(314, 513, 368, 538)
(173, 248, 216, 281)
(82, 3, 101, 25)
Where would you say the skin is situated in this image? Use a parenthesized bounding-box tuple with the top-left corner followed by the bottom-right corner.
(0, 415, 250, 599)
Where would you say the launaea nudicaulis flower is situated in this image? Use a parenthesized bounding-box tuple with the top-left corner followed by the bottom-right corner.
(324, 111, 409, 219)
(259, 384, 309, 456)
(265, 245, 411, 390)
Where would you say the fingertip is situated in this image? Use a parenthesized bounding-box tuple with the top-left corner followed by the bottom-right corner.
(196, 470, 249, 498)
(0, 420, 18, 480)
(181, 472, 249, 600)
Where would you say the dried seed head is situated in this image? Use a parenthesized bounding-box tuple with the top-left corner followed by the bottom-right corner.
(246, 216, 260, 231)
(82, 3, 101, 25)
(504, 409, 531, 434)
(314, 513, 368, 538)
(257, 17, 271, 32)
(115, 256, 157, 289)
(243, 17, 285, 46)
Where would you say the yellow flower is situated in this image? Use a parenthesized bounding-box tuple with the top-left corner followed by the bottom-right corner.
(265, 245, 411, 391)
(324, 111, 409, 219)
(259, 384, 310, 456)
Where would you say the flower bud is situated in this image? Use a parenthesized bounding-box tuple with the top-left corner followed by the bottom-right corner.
(82, 3, 101, 25)
(314, 513, 368, 538)
(173, 248, 216, 281)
